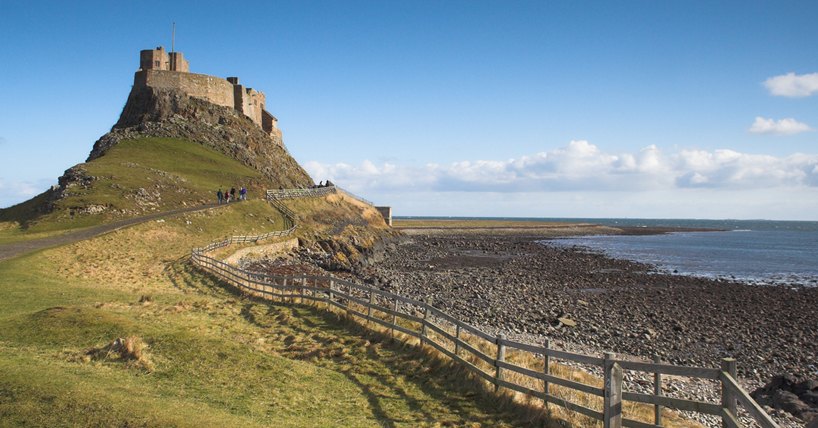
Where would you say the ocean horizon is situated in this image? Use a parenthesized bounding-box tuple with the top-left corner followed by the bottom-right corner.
(394, 216, 818, 232)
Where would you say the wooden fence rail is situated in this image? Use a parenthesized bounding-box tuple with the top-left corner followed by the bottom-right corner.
(334, 186, 374, 206)
(191, 188, 777, 428)
(191, 227, 296, 254)
(189, 249, 778, 428)
(266, 186, 338, 200)
(266, 185, 375, 207)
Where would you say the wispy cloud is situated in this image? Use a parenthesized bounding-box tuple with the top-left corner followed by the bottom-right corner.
(305, 141, 818, 194)
(763, 72, 818, 97)
(747, 117, 813, 135)
(0, 179, 53, 209)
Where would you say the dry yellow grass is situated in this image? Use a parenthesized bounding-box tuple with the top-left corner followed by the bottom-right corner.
(67, 335, 155, 372)
(228, 278, 705, 428)
(45, 202, 286, 292)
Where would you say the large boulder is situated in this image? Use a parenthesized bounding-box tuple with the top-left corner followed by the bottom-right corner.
(752, 374, 818, 423)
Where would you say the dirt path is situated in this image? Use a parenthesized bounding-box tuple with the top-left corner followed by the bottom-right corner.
(0, 202, 227, 262)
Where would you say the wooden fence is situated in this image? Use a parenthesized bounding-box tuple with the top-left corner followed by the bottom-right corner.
(191, 227, 296, 254)
(267, 186, 338, 200)
(194, 188, 777, 428)
(266, 185, 375, 207)
(335, 186, 374, 206)
(189, 247, 778, 428)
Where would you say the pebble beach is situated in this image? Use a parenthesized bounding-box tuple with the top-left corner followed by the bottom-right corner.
(249, 223, 817, 426)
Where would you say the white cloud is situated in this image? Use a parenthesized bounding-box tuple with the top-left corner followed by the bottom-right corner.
(305, 141, 818, 195)
(763, 72, 818, 97)
(0, 179, 53, 209)
(747, 117, 813, 135)
(365, 188, 818, 220)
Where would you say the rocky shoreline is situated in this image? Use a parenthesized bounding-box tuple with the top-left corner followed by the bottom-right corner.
(247, 226, 817, 426)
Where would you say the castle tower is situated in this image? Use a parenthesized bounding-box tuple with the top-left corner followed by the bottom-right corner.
(139, 46, 188, 72)
(169, 51, 189, 72)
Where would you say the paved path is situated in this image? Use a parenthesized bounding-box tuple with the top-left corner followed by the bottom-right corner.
(0, 203, 227, 262)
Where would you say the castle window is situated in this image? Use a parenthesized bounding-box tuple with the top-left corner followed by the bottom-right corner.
(154, 61, 160, 67)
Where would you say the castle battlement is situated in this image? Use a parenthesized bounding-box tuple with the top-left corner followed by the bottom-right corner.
(135, 47, 279, 138)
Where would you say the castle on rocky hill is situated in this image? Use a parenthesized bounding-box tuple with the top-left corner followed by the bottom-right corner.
(135, 46, 280, 139)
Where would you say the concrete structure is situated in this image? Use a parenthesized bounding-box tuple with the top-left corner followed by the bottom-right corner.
(134, 47, 280, 140)
(375, 206, 392, 226)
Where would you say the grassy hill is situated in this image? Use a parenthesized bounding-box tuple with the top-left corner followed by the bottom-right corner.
(0, 136, 536, 427)
(0, 137, 286, 240)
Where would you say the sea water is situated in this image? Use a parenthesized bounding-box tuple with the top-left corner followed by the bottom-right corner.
(396, 217, 818, 287)
(540, 219, 818, 287)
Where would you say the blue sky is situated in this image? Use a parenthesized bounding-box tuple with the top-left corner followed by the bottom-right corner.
(1, 1, 817, 219)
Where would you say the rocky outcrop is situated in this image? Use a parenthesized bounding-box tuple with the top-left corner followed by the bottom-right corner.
(36, 165, 104, 214)
(752, 374, 818, 423)
(87, 86, 312, 188)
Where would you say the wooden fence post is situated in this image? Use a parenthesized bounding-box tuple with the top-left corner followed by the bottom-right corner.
(604, 352, 615, 428)
(605, 362, 623, 428)
(282, 278, 288, 304)
(367, 288, 375, 325)
(391, 299, 398, 339)
(421, 297, 432, 347)
(721, 358, 737, 428)
(454, 324, 461, 356)
(495, 333, 507, 393)
(346, 284, 352, 318)
(654, 355, 663, 426)
(543, 339, 551, 397)
(329, 280, 335, 311)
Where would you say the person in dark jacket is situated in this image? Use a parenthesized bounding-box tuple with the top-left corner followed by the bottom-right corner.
(216, 188, 224, 204)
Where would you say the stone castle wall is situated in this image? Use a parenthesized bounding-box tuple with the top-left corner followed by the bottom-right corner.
(234, 86, 266, 127)
(134, 47, 277, 138)
(134, 70, 235, 108)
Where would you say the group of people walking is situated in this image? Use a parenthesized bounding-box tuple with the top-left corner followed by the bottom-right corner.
(308, 180, 333, 189)
(216, 186, 247, 204)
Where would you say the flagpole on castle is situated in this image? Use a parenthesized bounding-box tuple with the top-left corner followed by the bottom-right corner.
(172, 22, 175, 53)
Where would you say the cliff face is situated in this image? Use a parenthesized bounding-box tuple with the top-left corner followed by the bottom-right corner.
(87, 85, 313, 188)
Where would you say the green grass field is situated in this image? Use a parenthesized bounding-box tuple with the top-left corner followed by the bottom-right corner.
(0, 137, 531, 427)
(0, 205, 535, 427)
(0, 136, 706, 428)
(0, 137, 278, 239)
